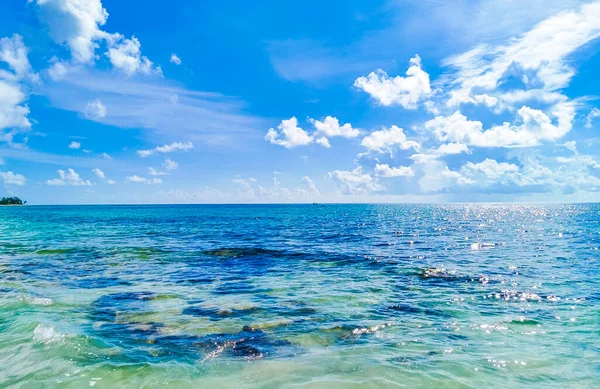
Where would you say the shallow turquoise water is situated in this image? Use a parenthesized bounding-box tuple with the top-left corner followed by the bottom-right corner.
(1, 204, 599, 388)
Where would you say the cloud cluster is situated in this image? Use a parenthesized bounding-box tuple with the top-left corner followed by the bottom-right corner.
(266, 1, 600, 197)
(126, 175, 162, 184)
(137, 142, 193, 157)
(0, 35, 35, 145)
(265, 116, 362, 149)
(46, 168, 92, 186)
(34, 0, 160, 75)
(353, 55, 431, 109)
(0, 170, 26, 185)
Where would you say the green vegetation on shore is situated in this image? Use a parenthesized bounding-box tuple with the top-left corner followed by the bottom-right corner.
(0, 197, 26, 206)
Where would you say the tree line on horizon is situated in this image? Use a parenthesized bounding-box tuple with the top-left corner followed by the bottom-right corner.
(0, 197, 26, 205)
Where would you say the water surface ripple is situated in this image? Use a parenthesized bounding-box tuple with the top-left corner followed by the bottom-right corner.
(1, 204, 599, 388)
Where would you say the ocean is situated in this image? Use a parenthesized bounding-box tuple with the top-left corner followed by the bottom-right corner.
(0, 204, 598, 388)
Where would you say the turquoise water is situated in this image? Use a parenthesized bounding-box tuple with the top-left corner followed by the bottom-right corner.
(1, 204, 599, 388)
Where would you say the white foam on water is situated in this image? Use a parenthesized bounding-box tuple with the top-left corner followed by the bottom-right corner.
(33, 324, 66, 344)
(21, 294, 54, 306)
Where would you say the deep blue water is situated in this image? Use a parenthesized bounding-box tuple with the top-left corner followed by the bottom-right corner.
(0, 204, 599, 388)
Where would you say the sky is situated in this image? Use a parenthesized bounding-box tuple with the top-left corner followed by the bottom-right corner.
(1, 0, 600, 204)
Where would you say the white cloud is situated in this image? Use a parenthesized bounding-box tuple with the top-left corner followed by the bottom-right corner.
(42, 67, 265, 145)
(409, 153, 440, 165)
(170, 53, 181, 65)
(34, 0, 108, 63)
(440, 166, 474, 185)
(375, 164, 414, 177)
(425, 104, 574, 147)
(0, 34, 34, 81)
(0, 171, 26, 185)
(315, 136, 331, 148)
(232, 177, 257, 197)
(92, 168, 105, 179)
(93, 167, 116, 184)
(406, 143, 470, 165)
(84, 99, 106, 119)
(126, 175, 162, 184)
(361, 125, 420, 152)
(47, 58, 69, 80)
(442, 2, 600, 107)
(46, 168, 92, 186)
(354, 55, 431, 109)
(328, 166, 383, 195)
(416, 160, 474, 193)
(68, 141, 81, 149)
(586, 108, 600, 129)
(302, 176, 320, 196)
(556, 142, 600, 168)
(557, 155, 600, 169)
(436, 142, 470, 155)
(460, 158, 520, 182)
(309, 116, 360, 139)
(137, 141, 193, 157)
(100, 152, 112, 160)
(163, 158, 177, 171)
(105, 34, 161, 76)
(34, 0, 159, 75)
(0, 81, 31, 144)
(0, 35, 33, 145)
(564, 140, 577, 152)
(148, 167, 168, 176)
(265, 117, 313, 148)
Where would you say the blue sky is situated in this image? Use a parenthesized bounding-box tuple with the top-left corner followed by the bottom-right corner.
(1, 0, 600, 204)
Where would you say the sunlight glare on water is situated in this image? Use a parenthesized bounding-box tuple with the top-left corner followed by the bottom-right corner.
(0, 204, 599, 388)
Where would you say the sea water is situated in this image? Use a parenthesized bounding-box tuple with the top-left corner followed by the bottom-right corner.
(0, 204, 598, 388)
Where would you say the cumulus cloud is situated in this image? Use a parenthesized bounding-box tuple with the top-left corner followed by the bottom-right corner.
(163, 158, 177, 171)
(409, 153, 441, 165)
(105, 34, 161, 76)
(265, 117, 313, 148)
(328, 166, 382, 195)
(92, 168, 105, 179)
(68, 141, 81, 149)
(436, 142, 470, 156)
(0, 171, 26, 185)
(92, 168, 115, 184)
(34, 0, 108, 63)
(46, 168, 92, 186)
(354, 55, 431, 109)
(84, 99, 106, 119)
(309, 116, 360, 139)
(374, 164, 414, 177)
(460, 158, 520, 182)
(361, 125, 420, 152)
(0, 34, 34, 81)
(425, 104, 574, 147)
(0, 35, 34, 145)
(170, 53, 181, 65)
(417, 161, 474, 193)
(315, 137, 331, 148)
(126, 175, 162, 184)
(137, 141, 193, 157)
(34, 0, 159, 75)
